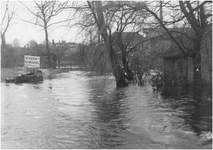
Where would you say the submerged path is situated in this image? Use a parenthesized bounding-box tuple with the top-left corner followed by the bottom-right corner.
(1, 71, 212, 149)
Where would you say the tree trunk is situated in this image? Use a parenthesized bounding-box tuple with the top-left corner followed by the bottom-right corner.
(89, 1, 128, 87)
(1, 33, 6, 67)
(1, 33, 6, 49)
(192, 37, 202, 100)
(44, 26, 51, 68)
(121, 50, 133, 81)
(58, 58, 61, 69)
(139, 75, 143, 85)
(108, 43, 128, 87)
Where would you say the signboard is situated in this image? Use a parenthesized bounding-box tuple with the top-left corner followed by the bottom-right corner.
(24, 55, 40, 68)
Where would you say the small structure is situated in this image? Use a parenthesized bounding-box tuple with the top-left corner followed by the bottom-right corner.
(161, 31, 212, 84)
(145, 26, 212, 85)
(160, 43, 193, 83)
(5, 55, 44, 84)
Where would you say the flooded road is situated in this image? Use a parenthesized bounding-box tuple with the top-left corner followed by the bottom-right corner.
(1, 71, 212, 149)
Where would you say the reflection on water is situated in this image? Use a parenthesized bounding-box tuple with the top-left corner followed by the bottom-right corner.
(1, 71, 212, 149)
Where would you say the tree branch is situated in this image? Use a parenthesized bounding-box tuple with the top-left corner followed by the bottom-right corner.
(179, 1, 203, 34)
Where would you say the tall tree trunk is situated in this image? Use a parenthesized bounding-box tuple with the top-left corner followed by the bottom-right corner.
(1, 33, 6, 49)
(1, 33, 6, 67)
(117, 33, 133, 81)
(44, 25, 51, 68)
(121, 46, 133, 81)
(88, 1, 128, 87)
(108, 43, 128, 87)
(58, 57, 61, 69)
(193, 37, 202, 100)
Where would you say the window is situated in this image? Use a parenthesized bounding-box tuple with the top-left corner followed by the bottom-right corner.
(177, 60, 183, 76)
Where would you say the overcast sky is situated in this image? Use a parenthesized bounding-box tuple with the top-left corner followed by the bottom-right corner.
(2, 0, 81, 46)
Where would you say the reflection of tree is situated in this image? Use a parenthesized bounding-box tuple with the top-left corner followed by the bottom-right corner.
(88, 85, 128, 148)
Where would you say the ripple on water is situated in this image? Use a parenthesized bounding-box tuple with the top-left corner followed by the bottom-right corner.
(1, 71, 212, 149)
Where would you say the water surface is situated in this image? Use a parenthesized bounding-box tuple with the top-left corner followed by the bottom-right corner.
(1, 71, 212, 149)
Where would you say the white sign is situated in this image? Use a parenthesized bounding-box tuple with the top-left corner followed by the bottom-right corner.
(24, 55, 40, 68)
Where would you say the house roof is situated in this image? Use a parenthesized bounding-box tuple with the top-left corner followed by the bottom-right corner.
(144, 27, 195, 59)
(160, 39, 193, 58)
(143, 27, 194, 35)
(160, 43, 185, 58)
(112, 32, 145, 44)
(143, 28, 195, 43)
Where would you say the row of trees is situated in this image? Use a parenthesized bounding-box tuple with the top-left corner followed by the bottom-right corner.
(1, 39, 83, 69)
(1, 37, 111, 73)
(1, 1, 70, 68)
(74, 1, 212, 88)
(1, 1, 212, 89)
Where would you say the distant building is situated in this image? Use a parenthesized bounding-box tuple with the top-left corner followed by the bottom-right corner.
(50, 40, 80, 68)
(142, 27, 190, 71)
(40, 55, 56, 69)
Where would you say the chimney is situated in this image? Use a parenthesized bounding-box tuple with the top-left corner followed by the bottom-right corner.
(52, 39, 55, 44)
(52, 39, 55, 46)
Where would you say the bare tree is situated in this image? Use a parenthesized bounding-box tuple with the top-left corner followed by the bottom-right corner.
(126, 1, 212, 89)
(12, 38, 21, 48)
(20, 0, 69, 68)
(71, 1, 149, 87)
(52, 40, 70, 68)
(86, 1, 129, 87)
(26, 40, 37, 48)
(1, 1, 17, 68)
(1, 1, 15, 49)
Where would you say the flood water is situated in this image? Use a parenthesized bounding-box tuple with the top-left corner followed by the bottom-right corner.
(1, 71, 212, 149)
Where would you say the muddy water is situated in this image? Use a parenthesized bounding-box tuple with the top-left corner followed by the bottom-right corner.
(1, 71, 212, 149)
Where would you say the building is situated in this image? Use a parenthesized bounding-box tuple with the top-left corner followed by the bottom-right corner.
(143, 28, 172, 71)
(160, 29, 212, 84)
(51, 40, 79, 68)
(160, 43, 192, 83)
(142, 26, 212, 84)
